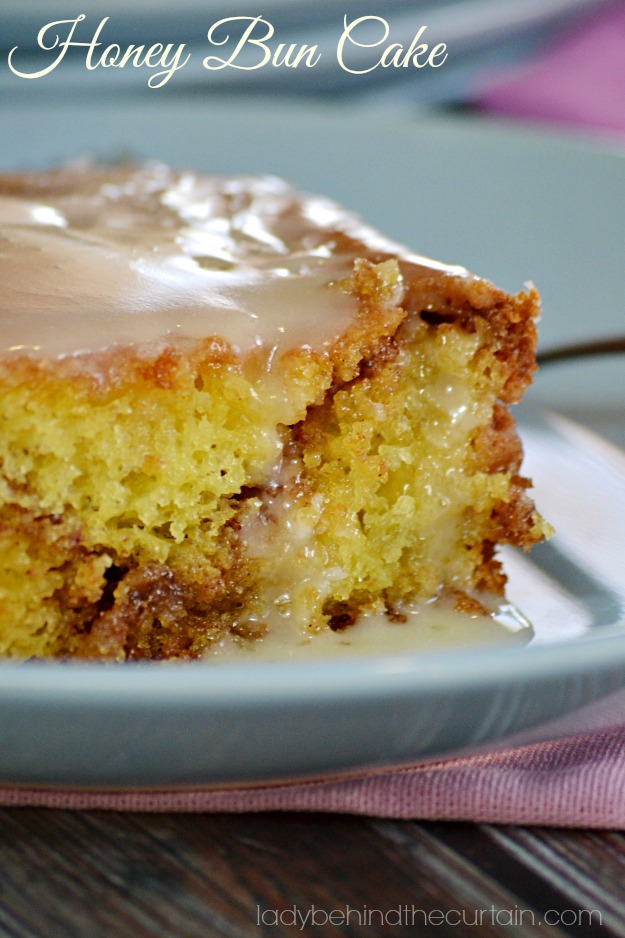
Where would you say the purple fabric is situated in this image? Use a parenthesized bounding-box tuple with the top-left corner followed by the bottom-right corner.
(477, 3, 625, 137)
(3, 5, 625, 826)
(2, 725, 625, 826)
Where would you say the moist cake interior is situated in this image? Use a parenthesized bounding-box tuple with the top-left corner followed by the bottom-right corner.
(0, 164, 551, 660)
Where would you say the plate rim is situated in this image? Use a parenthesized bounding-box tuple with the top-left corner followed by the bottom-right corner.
(0, 104, 623, 782)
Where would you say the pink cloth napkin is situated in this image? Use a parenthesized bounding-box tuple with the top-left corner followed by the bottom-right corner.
(477, 2, 625, 137)
(3, 7, 625, 827)
(2, 723, 625, 826)
(3, 648, 625, 827)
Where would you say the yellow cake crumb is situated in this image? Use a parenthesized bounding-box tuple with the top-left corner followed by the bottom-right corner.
(0, 165, 551, 659)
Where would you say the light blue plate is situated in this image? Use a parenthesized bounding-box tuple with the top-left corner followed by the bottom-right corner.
(0, 99, 623, 786)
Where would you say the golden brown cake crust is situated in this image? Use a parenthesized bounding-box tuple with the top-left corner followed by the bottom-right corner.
(0, 165, 550, 660)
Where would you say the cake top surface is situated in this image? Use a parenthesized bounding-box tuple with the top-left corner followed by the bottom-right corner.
(0, 163, 468, 361)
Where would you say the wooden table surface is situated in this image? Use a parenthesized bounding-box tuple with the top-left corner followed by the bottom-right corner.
(0, 810, 623, 937)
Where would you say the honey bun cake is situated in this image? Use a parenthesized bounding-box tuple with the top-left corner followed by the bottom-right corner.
(0, 163, 551, 660)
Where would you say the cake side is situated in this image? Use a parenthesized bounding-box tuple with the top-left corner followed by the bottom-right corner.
(0, 165, 551, 660)
(236, 261, 547, 634)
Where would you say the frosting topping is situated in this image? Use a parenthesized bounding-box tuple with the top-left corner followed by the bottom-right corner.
(0, 164, 465, 360)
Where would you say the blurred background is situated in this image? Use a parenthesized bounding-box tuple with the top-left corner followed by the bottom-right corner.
(1, 0, 624, 444)
(1, 0, 624, 137)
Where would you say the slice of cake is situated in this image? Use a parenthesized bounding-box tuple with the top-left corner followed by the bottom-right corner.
(0, 163, 550, 660)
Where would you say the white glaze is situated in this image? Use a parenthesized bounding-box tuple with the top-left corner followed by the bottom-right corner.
(0, 163, 467, 360)
(205, 601, 532, 663)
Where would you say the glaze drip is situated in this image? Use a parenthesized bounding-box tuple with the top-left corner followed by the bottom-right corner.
(0, 163, 468, 360)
